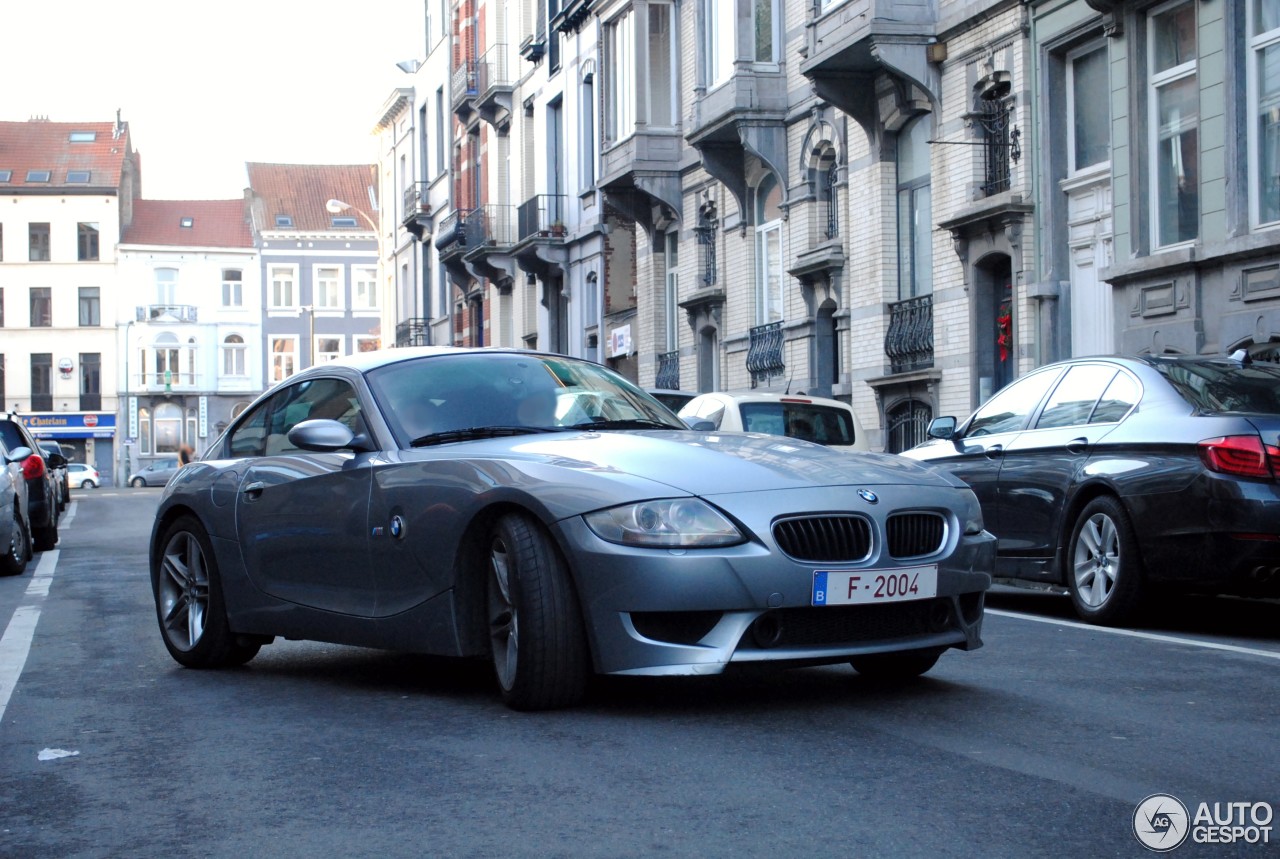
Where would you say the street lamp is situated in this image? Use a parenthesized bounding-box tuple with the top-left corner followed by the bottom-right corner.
(326, 198, 378, 231)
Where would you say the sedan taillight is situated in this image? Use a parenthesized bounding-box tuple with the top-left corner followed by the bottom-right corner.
(22, 454, 47, 481)
(1198, 435, 1279, 479)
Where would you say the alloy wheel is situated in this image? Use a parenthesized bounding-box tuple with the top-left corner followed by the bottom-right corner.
(488, 537, 519, 691)
(1073, 511, 1120, 608)
(158, 530, 211, 651)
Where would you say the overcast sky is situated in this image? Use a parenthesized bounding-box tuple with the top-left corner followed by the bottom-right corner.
(2, 0, 423, 200)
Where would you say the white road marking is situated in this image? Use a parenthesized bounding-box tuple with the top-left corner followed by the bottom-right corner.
(60, 500, 77, 528)
(0, 551, 59, 723)
(987, 607, 1280, 660)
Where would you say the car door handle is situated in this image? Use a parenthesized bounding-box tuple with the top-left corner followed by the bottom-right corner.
(1065, 437, 1090, 455)
(241, 481, 265, 501)
(982, 444, 1004, 460)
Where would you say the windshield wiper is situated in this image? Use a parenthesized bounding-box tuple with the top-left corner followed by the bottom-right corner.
(565, 418, 676, 431)
(410, 426, 559, 447)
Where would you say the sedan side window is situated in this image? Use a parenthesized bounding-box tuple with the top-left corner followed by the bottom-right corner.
(1089, 372, 1140, 423)
(228, 404, 269, 458)
(966, 369, 1063, 436)
(1035, 365, 1117, 430)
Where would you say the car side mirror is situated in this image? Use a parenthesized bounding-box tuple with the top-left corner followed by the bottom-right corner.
(926, 416, 958, 440)
(683, 418, 716, 431)
(286, 419, 371, 452)
(6, 446, 34, 464)
(45, 451, 68, 468)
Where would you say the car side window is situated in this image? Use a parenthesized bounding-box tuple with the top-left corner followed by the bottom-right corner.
(228, 404, 269, 458)
(1089, 372, 1140, 423)
(1035, 365, 1118, 430)
(966, 369, 1062, 437)
(263, 378, 366, 455)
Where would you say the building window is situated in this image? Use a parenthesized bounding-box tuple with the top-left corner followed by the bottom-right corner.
(139, 407, 152, 454)
(582, 70, 597, 186)
(31, 353, 52, 411)
(702, 0, 733, 88)
(605, 10, 635, 142)
(977, 80, 1015, 196)
(29, 223, 50, 261)
(1068, 43, 1110, 174)
(0, 287, 4, 326)
(270, 266, 297, 309)
(30, 287, 51, 326)
(897, 114, 934, 299)
(77, 223, 100, 261)
(155, 402, 182, 453)
(813, 148, 840, 240)
(696, 202, 718, 287)
(315, 266, 342, 309)
(649, 2, 677, 126)
(222, 334, 246, 376)
(754, 0, 777, 63)
(80, 352, 101, 411)
(222, 269, 243, 307)
(755, 174, 784, 325)
(78, 287, 100, 326)
(270, 337, 297, 382)
(355, 335, 381, 353)
(155, 268, 178, 305)
(154, 334, 180, 386)
(885, 399, 933, 455)
(436, 87, 446, 175)
(315, 336, 343, 363)
(1149, 0, 1199, 247)
(664, 229, 679, 351)
(1250, 0, 1280, 226)
(353, 266, 378, 310)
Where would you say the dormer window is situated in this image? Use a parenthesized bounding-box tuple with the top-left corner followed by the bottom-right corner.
(0, 170, 11, 182)
(66, 170, 91, 184)
(180, 217, 194, 228)
(68, 131, 97, 143)
(331, 216, 358, 228)
(26, 170, 51, 183)
(274, 214, 294, 227)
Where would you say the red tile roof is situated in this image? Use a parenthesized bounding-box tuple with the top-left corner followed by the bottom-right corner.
(0, 118, 137, 190)
(122, 199, 253, 248)
(245, 163, 377, 232)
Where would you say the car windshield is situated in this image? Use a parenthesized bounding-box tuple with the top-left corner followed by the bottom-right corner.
(1151, 359, 1280, 415)
(367, 352, 686, 446)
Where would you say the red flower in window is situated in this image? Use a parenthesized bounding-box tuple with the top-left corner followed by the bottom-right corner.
(996, 306, 1012, 362)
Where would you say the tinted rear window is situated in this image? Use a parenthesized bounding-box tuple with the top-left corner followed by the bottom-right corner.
(1152, 360, 1280, 415)
(738, 402, 856, 445)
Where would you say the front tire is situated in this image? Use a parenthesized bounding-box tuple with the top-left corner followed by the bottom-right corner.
(850, 648, 942, 680)
(1067, 496, 1144, 625)
(153, 515, 260, 668)
(131, 477, 145, 488)
(1, 512, 31, 576)
(486, 512, 588, 710)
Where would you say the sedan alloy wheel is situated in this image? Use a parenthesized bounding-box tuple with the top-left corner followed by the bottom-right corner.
(1067, 496, 1143, 625)
(1, 512, 31, 576)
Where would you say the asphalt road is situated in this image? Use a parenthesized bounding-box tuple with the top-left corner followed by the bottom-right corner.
(0, 490, 1276, 858)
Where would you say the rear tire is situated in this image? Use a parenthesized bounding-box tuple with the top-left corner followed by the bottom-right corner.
(1066, 496, 1144, 625)
(81, 480, 96, 490)
(131, 477, 145, 488)
(153, 515, 260, 668)
(486, 512, 588, 710)
(1, 512, 31, 576)
(850, 648, 942, 680)
(32, 503, 57, 552)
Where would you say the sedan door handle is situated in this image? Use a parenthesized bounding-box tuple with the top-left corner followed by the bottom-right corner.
(982, 444, 1004, 460)
(1065, 437, 1090, 455)
(241, 481, 266, 501)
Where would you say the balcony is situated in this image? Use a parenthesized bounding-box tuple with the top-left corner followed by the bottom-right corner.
(655, 350, 680, 391)
(452, 60, 479, 119)
(513, 194, 569, 281)
(799, 0, 939, 122)
(476, 45, 514, 130)
(395, 318, 428, 348)
(599, 128, 682, 238)
(136, 305, 198, 323)
(686, 69, 788, 217)
(463, 204, 519, 287)
(884, 295, 934, 375)
(402, 182, 433, 240)
(746, 321, 785, 387)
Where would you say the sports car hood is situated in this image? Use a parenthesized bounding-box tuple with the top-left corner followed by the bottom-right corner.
(449, 429, 962, 495)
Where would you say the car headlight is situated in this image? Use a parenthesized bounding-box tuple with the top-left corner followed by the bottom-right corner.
(583, 499, 745, 548)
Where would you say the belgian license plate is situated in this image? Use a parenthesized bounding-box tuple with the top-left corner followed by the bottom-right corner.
(812, 565, 938, 606)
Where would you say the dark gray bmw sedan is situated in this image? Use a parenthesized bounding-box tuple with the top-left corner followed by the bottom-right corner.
(904, 353, 1280, 625)
(150, 347, 994, 710)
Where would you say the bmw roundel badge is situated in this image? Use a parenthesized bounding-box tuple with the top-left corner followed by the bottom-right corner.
(857, 489, 879, 504)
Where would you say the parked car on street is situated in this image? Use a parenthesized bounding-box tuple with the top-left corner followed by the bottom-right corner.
(0, 414, 60, 552)
(129, 458, 180, 488)
(149, 347, 994, 710)
(678, 391, 870, 451)
(903, 353, 1280, 625)
(67, 463, 101, 490)
(645, 388, 697, 413)
(38, 441, 69, 511)
(0, 433, 34, 576)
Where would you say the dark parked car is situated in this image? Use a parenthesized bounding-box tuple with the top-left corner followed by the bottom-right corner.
(0, 414, 60, 552)
(1, 433, 34, 576)
(129, 458, 180, 487)
(150, 347, 994, 710)
(38, 441, 69, 512)
(903, 353, 1280, 624)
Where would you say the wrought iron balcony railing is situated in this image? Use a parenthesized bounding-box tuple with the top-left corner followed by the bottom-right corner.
(885, 294, 934, 374)
(516, 194, 568, 242)
(452, 60, 479, 111)
(136, 305, 198, 323)
(655, 350, 680, 391)
(747, 321, 785, 386)
(395, 318, 428, 347)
